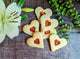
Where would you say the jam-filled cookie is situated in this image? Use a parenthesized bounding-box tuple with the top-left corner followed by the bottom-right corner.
(27, 32, 44, 48)
(23, 20, 39, 36)
(41, 15, 58, 31)
(35, 7, 52, 23)
(41, 28, 57, 39)
(49, 34, 67, 52)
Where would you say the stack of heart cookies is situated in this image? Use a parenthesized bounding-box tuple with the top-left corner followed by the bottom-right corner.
(23, 7, 67, 52)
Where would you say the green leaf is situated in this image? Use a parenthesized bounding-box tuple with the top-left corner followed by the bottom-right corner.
(11, 0, 13, 3)
(3, 0, 5, 2)
(11, 0, 15, 3)
(17, 0, 25, 7)
(22, 8, 34, 12)
(21, 15, 29, 22)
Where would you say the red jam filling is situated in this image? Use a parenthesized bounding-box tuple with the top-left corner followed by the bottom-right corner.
(44, 30, 50, 34)
(34, 38, 40, 44)
(45, 20, 51, 26)
(30, 26, 35, 32)
(54, 40, 60, 46)
(40, 11, 46, 16)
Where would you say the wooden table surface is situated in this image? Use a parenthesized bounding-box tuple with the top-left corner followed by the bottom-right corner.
(0, 0, 80, 59)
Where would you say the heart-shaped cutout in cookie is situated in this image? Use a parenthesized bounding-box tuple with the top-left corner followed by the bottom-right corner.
(54, 40, 60, 46)
(30, 26, 35, 32)
(41, 28, 57, 39)
(23, 20, 39, 36)
(35, 7, 52, 23)
(44, 30, 50, 34)
(27, 32, 44, 48)
(45, 20, 51, 26)
(41, 15, 58, 31)
(40, 11, 46, 16)
(49, 34, 67, 52)
(34, 38, 40, 44)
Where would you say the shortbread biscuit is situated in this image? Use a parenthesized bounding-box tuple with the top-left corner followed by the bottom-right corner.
(49, 34, 67, 52)
(41, 15, 58, 31)
(27, 32, 44, 48)
(23, 20, 39, 36)
(35, 7, 52, 23)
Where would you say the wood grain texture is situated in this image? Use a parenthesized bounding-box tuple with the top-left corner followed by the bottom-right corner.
(0, 0, 80, 59)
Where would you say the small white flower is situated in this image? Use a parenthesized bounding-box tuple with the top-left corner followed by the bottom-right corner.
(0, 0, 21, 43)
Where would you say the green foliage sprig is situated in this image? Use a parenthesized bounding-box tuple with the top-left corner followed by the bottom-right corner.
(49, 0, 80, 41)
(49, 0, 80, 26)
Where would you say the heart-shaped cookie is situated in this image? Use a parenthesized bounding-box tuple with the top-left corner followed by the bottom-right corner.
(35, 7, 52, 23)
(41, 28, 57, 39)
(27, 32, 44, 48)
(49, 34, 67, 52)
(41, 15, 58, 31)
(23, 20, 39, 36)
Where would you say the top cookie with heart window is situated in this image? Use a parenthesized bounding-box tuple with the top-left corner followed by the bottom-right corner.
(41, 15, 58, 31)
(49, 34, 67, 52)
(35, 7, 52, 23)
(23, 20, 39, 36)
